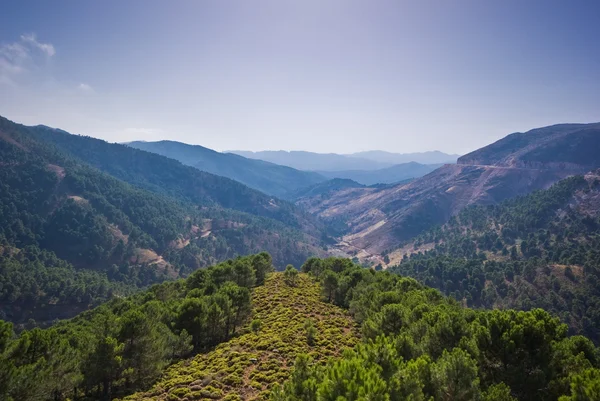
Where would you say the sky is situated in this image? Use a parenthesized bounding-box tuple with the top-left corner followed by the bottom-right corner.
(1, 1, 599, 155)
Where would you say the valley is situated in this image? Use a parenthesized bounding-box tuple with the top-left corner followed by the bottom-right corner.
(2, 116, 600, 401)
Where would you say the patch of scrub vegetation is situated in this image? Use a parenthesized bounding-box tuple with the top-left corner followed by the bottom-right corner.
(125, 271, 359, 400)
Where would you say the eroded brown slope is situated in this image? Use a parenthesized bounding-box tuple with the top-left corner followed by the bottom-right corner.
(303, 124, 600, 258)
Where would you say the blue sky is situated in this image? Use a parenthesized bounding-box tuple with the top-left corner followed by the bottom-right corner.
(1, 1, 599, 154)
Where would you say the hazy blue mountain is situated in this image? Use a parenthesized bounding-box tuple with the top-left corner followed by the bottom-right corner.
(229, 149, 457, 172)
(289, 178, 365, 201)
(317, 162, 443, 185)
(126, 140, 326, 198)
(229, 150, 392, 171)
(348, 150, 459, 164)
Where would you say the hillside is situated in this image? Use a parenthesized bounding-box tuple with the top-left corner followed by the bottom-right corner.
(0, 116, 330, 326)
(3, 255, 598, 401)
(0, 254, 275, 400)
(124, 271, 359, 401)
(391, 173, 600, 342)
(23, 123, 321, 235)
(290, 178, 364, 201)
(317, 162, 442, 185)
(301, 123, 600, 259)
(126, 141, 326, 198)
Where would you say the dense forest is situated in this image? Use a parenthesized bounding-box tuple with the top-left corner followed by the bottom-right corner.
(0, 253, 273, 401)
(276, 258, 600, 401)
(3, 255, 599, 401)
(0, 116, 327, 326)
(24, 122, 321, 234)
(391, 174, 600, 342)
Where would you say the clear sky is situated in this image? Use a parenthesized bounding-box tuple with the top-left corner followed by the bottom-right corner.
(1, 1, 599, 154)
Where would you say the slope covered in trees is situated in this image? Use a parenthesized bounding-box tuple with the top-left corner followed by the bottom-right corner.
(316, 162, 442, 185)
(392, 173, 600, 342)
(2, 255, 599, 401)
(125, 267, 358, 401)
(0, 116, 328, 326)
(0, 253, 273, 401)
(276, 258, 600, 401)
(23, 122, 320, 234)
(125, 140, 326, 198)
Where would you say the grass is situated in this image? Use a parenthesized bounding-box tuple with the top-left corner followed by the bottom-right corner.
(123, 272, 359, 400)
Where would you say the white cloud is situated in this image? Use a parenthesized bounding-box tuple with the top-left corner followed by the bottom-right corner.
(78, 83, 94, 93)
(20, 33, 55, 57)
(0, 33, 55, 85)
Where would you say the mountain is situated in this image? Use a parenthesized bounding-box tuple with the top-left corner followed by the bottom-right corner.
(29, 126, 319, 233)
(125, 140, 326, 198)
(1, 254, 597, 401)
(290, 178, 365, 201)
(0, 116, 330, 326)
(299, 123, 600, 259)
(230, 149, 459, 172)
(317, 162, 443, 185)
(229, 150, 393, 171)
(391, 172, 600, 342)
(349, 149, 460, 164)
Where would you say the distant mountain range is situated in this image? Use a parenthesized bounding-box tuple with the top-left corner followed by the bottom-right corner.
(125, 140, 326, 198)
(316, 162, 443, 185)
(229, 149, 458, 171)
(127, 141, 447, 193)
(348, 150, 459, 165)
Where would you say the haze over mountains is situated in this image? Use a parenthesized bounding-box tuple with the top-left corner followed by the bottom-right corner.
(316, 162, 443, 185)
(125, 140, 326, 198)
(230, 149, 459, 171)
(127, 140, 450, 191)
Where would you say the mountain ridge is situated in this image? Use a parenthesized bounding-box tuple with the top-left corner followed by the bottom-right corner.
(299, 123, 600, 261)
(229, 149, 458, 171)
(125, 140, 326, 198)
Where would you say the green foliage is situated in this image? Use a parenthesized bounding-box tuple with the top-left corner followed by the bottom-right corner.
(275, 258, 600, 401)
(559, 369, 600, 401)
(283, 264, 299, 286)
(126, 272, 359, 400)
(393, 175, 600, 342)
(0, 115, 325, 327)
(251, 319, 262, 333)
(0, 253, 266, 400)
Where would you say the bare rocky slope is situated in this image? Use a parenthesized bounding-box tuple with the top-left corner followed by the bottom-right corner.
(300, 123, 600, 260)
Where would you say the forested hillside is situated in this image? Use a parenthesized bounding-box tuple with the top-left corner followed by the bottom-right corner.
(3, 255, 598, 401)
(392, 173, 600, 342)
(0, 116, 328, 327)
(316, 162, 441, 185)
(277, 259, 600, 401)
(0, 253, 273, 401)
(23, 123, 321, 234)
(125, 140, 326, 198)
